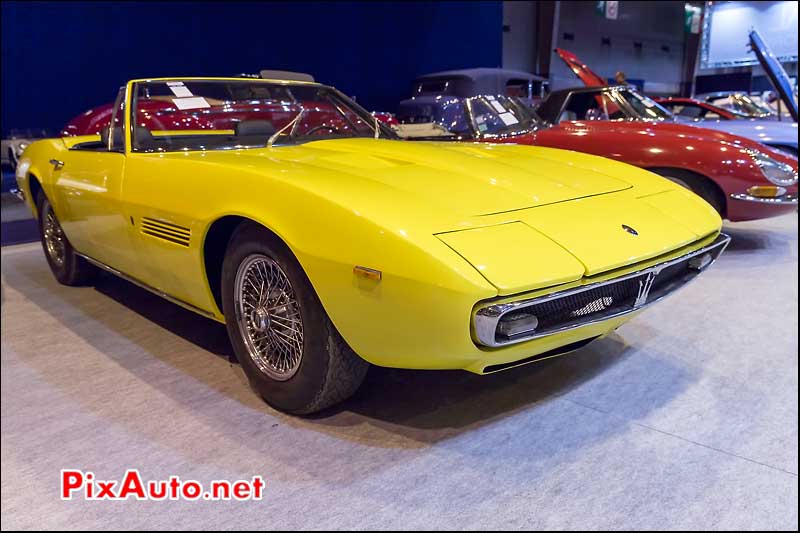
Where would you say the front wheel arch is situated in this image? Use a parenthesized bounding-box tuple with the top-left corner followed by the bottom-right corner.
(646, 167, 727, 218)
(202, 215, 297, 316)
(27, 173, 44, 219)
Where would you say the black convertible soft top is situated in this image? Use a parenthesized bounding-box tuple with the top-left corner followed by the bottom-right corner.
(411, 68, 545, 98)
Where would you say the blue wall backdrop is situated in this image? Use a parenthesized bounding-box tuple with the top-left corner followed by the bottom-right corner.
(1, 1, 502, 135)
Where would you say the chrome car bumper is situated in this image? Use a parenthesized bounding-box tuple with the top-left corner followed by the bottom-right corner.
(9, 188, 24, 202)
(473, 233, 731, 347)
(730, 192, 797, 205)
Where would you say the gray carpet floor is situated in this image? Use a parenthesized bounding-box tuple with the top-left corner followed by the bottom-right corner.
(0, 193, 32, 223)
(1, 213, 797, 530)
(0, 193, 39, 246)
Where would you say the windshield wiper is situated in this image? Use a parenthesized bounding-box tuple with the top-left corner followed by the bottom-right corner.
(267, 107, 307, 147)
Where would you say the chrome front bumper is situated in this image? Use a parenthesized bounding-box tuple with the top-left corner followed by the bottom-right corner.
(730, 192, 797, 205)
(473, 233, 731, 347)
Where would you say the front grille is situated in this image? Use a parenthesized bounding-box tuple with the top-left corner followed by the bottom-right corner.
(518, 259, 694, 335)
(474, 233, 730, 347)
(526, 277, 640, 331)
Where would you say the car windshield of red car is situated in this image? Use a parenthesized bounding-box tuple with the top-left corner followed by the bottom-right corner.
(560, 89, 673, 122)
(617, 89, 674, 121)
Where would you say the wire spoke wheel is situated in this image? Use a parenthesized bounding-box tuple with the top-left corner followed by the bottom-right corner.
(233, 254, 304, 381)
(42, 202, 66, 267)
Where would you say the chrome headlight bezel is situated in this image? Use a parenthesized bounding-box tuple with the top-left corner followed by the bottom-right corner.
(747, 149, 798, 186)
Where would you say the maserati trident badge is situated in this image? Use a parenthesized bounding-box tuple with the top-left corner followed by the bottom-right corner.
(634, 271, 657, 308)
(622, 224, 638, 236)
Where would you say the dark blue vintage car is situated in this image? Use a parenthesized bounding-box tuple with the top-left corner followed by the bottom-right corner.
(397, 68, 547, 135)
(407, 67, 547, 102)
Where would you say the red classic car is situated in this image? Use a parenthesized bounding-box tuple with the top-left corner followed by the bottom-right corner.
(553, 47, 799, 157)
(62, 98, 397, 136)
(61, 92, 364, 138)
(394, 89, 797, 222)
(61, 71, 361, 136)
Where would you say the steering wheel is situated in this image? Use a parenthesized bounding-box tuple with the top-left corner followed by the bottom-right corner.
(304, 124, 339, 136)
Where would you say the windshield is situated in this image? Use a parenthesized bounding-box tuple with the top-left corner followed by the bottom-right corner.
(617, 90, 674, 120)
(556, 88, 674, 122)
(468, 95, 543, 136)
(713, 94, 776, 117)
(130, 80, 394, 152)
(396, 95, 542, 139)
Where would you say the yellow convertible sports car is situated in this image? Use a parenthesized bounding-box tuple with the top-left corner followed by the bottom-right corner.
(15, 76, 729, 414)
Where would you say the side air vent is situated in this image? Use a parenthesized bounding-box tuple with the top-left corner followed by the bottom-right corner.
(141, 217, 190, 247)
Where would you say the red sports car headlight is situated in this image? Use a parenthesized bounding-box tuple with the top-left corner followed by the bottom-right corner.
(748, 150, 798, 186)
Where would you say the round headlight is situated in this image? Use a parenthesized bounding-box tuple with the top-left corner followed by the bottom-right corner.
(15, 142, 29, 156)
(748, 150, 798, 186)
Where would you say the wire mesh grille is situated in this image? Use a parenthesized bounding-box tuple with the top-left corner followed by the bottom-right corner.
(528, 277, 641, 331)
(495, 257, 697, 342)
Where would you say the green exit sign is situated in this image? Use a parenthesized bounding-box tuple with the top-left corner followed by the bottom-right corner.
(596, 1, 619, 20)
(685, 4, 702, 34)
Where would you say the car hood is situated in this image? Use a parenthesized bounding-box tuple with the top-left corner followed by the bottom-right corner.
(681, 118, 798, 148)
(438, 187, 721, 292)
(749, 30, 798, 122)
(149, 137, 719, 293)
(554, 48, 608, 87)
(561, 119, 796, 159)
(200, 138, 634, 218)
(177, 138, 724, 288)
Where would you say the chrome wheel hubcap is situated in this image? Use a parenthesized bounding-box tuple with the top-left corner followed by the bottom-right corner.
(234, 254, 304, 381)
(43, 203, 66, 267)
(251, 307, 271, 333)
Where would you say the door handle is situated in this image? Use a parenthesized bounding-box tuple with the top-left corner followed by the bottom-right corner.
(49, 159, 65, 170)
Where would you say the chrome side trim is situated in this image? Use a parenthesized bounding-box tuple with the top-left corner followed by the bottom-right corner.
(474, 233, 730, 347)
(730, 193, 798, 205)
(76, 253, 217, 319)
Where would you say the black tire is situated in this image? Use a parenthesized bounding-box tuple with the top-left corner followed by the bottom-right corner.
(651, 168, 726, 216)
(221, 222, 369, 414)
(36, 190, 96, 286)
